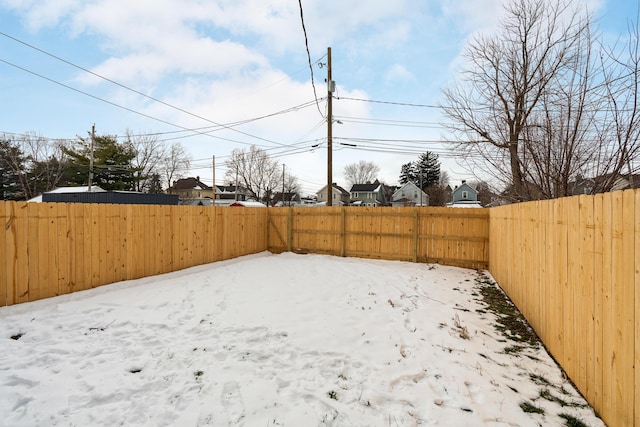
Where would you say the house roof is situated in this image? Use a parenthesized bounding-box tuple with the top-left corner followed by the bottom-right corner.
(170, 177, 211, 191)
(28, 185, 106, 203)
(392, 182, 423, 196)
(273, 192, 300, 201)
(216, 185, 250, 193)
(453, 182, 477, 194)
(350, 182, 382, 192)
(230, 201, 266, 208)
(317, 183, 350, 196)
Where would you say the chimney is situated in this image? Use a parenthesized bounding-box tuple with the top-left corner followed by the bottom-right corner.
(461, 180, 466, 185)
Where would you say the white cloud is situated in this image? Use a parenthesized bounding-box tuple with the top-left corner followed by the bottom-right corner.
(384, 64, 414, 82)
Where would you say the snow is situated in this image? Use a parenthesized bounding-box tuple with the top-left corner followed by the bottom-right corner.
(0, 252, 603, 426)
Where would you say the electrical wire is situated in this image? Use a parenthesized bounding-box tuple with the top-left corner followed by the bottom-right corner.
(296, 0, 325, 118)
(336, 96, 440, 108)
(0, 31, 302, 147)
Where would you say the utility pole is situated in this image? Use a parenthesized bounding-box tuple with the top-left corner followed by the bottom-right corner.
(282, 163, 286, 207)
(326, 46, 334, 206)
(212, 155, 216, 206)
(88, 124, 95, 192)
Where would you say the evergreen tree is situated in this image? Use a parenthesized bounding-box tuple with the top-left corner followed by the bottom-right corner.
(0, 139, 25, 200)
(399, 162, 416, 185)
(63, 135, 141, 191)
(415, 152, 440, 189)
(399, 152, 441, 190)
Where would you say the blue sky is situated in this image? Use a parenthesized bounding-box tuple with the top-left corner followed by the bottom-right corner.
(0, 0, 634, 195)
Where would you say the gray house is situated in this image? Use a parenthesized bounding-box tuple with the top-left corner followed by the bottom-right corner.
(350, 181, 386, 206)
(447, 181, 482, 208)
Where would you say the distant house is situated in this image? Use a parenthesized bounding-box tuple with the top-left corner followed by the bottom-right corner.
(447, 180, 482, 208)
(167, 177, 214, 200)
(350, 180, 386, 207)
(605, 173, 640, 192)
(229, 201, 266, 208)
(317, 183, 350, 206)
(300, 195, 318, 205)
(391, 182, 429, 207)
(272, 192, 301, 207)
(215, 185, 252, 203)
(569, 176, 596, 195)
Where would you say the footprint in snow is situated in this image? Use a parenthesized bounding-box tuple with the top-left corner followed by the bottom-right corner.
(221, 381, 245, 425)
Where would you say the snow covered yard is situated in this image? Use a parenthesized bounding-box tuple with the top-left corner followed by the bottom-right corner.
(1, 252, 603, 426)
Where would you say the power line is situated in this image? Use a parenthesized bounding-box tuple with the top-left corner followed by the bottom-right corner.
(336, 96, 440, 108)
(297, 0, 325, 118)
(0, 31, 301, 147)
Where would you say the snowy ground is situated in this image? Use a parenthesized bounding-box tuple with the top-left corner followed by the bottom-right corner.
(0, 252, 603, 426)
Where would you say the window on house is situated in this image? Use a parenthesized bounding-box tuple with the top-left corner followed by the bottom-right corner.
(333, 194, 336, 199)
(462, 191, 468, 200)
(354, 192, 358, 198)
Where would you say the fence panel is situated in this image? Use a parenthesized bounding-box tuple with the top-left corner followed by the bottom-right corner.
(0, 202, 269, 307)
(490, 190, 639, 427)
(266, 206, 489, 269)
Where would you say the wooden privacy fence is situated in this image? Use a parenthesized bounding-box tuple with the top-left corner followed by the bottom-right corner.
(1, 203, 489, 307)
(266, 206, 489, 270)
(490, 189, 640, 427)
(0, 201, 267, 307)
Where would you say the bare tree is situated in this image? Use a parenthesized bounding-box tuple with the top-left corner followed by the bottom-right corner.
(1, 132, 67, 199)
(343, 160, 380, 188)
(127, 130, 166, 192)
(224, 145, 280, 203)
(281, 166, 301, 194)
(161, 142, 191, 189)
(593, 16, 640, 192)
(441, 0, 592, 200)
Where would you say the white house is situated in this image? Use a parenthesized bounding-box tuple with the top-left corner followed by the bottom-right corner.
(391, 182, 429, 207)
(316, 183, 350, 206)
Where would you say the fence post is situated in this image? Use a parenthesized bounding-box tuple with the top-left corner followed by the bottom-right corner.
(287, 208, 293, 252)
(413, 208, 419, 263)
(341, 208, 346, 257)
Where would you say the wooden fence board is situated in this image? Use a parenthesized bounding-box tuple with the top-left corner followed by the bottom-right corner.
(26, 203, 40, 301)
(12, 203, 28, 304)
(592, 194, 604, 414)
(619, 190, 635, 425)
(565, 196, 580, 383)
(0, 202, 7, 307)
(579, 195, 595, 402)
(38, 203, 50, 298)
(635, 189, 640, 427)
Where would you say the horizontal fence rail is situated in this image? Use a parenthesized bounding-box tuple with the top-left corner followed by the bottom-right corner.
(490, 190, 639, 427)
